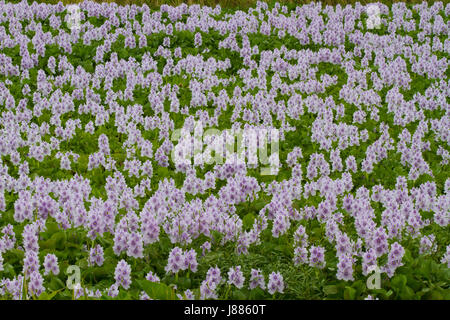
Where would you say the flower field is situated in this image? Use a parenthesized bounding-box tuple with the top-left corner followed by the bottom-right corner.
(0, 0, 449, 300)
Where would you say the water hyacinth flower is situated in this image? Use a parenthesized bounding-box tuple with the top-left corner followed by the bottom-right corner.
(127, 232, 144, 259)
(108, 284, 119, 298)
(113, 228, 129, 256)
(22, 224, 39, 252)
(249, 268, 265, 290)
(267, 272, 284, 295)
(23, 250, 40, 276)
(183, 248, 198, 273)
(336, 254, 354, 281)
(28, 271, 45, 297)
(206, 266, 222, 286)
(200, 241, 211, 256)
(441, 245, 450, 268)
(89, 244, 104, 267)
(419, 235, 437, 255)
(362, 248, 378, 276)
(293, 246, 309, 266)
(194, 32, 202, 47)
(1, 276, 24, 300)
(227, 266, 245, 289)
(114, 260, 132, 290)
(140, 291, 151, 300)
(200, 278, 218, 300)
(43, 254, 59, 276)
(383, 242, 405, 278)
(183, 289, 195, 300)
(309, 246, 326, 269)
(165, 247, 185, 274)
(145, 271, 160, 283)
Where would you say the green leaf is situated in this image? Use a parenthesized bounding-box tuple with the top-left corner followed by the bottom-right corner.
(399, 286, 415, 300)
(242, 213, 255, 230)
(51, 232, 66, 251)
(83, 265, 111, 281)
(101, 293, 113, 300)
(344, 286, 356, 300)
(232, 290, 247, 300)
(386, 290, 394, 298)
(40, 239, 57, 250)
(211, 230, 223, 245)
(1, 263, 16, 277)
(3, 249, 24, 264)
(351, 280, 366, 296)
(252, 199, 266, 211)
(418, 259, 432, 278)
(174, 276, 191, 289)
(405, 277, 422, 292)
(323, 285, 338, 295)
(137, 280, 177, 300)
(44, 221, 60, 237)
(156, 166, 170, 178)
(391, 274, 407, 292)
(117, 288, 131, 300)
(38, 290, 62, 300)
(403, 249, 413, 264)
(76, 258, 88, 270)
(425, 290, 444, 300)
(248, 287, 265, 299)
(444, 291, 450, 300)
(48, 277, 66, 291)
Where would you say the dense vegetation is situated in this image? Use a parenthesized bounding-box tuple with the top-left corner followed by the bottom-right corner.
(0, 1, 448, 300)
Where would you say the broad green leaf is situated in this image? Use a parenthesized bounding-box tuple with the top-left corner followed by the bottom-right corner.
(344, 286, 356, 300)
(232, 290, 247, 300)
(323, 285, 338, 295)
(137, 279, 177, 300)
(399, 286, 415, 300)
(38, 290, 62, 300)
(391, 274, 407, 292)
